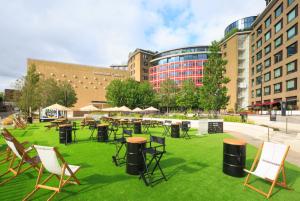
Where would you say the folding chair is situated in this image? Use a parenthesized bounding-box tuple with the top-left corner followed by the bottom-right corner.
(181, 121, 191, 139)
(108, 122, 119, 140)
(24, 145, 80, 201)
(0, 129, 40, 185)
(112, 129, 132, 166)
(140, 135, 167, 186)
(89, 121, 98, 140)
(162, 120, 172, 137)
(244, 142, 290, 199)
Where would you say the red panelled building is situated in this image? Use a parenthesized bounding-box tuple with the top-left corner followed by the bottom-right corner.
(148, 46, 209, 91)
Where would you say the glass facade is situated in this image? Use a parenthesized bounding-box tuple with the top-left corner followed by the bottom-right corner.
(149, 46, 208, 90)
(224, 16, 257, 36)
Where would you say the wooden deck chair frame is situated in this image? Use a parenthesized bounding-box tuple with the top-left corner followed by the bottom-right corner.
(244, 142, 290, 199)
(0, 129, 40, 185)
(24, 146, 80, 201)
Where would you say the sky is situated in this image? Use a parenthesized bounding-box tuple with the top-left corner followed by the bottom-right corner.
(0, 0, 266, 91)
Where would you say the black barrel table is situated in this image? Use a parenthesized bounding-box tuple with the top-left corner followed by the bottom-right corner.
(171, 123, 180, 138)
(97, 124, 109, 142)
(126, 137, 147, 175)
(133, 121, 142, 134)
(223, 138, 246, 177)
(59, 124, 72, 145)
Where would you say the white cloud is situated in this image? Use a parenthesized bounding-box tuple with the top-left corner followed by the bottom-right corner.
(0, 0, 266, 90)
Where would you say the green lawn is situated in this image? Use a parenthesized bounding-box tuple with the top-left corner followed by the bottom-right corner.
(0, 122, 299, 201)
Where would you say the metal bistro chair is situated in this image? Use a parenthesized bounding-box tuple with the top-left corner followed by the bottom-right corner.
(112, 129, 132, 166)
(140, 135, 167, 186)
(108, 121, 119, 140)
(72, 122, 79, 143)
(181, 121, 191, 139)
(89, 121, 99, 140)
(162, 120, 172, 137)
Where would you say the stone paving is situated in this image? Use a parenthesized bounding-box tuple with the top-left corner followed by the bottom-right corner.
(224, 122, 300, 167)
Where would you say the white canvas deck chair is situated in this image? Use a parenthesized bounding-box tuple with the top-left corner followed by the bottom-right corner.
(0, 128, 40, 185)
(24, 145, 81, 201)
(244, 142, 290, 198)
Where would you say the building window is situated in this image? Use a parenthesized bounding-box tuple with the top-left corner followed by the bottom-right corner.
(251, 79, 255, 87)
(287, 42, 298, 57)
(256, 64, 262, 73)
(274, 66, 283, 78)
(287, 24, 298, 40)
(264, 58, 271, 68)
(257, 26, 262, 36)
(275, 20, 283, 33)
(256, 76, 262, 85)
(265, 16, 272, 28)
(274, 35, 283, 48)
(251, 45, 255, 54)
(251, 90, 255, 98)
(287, 60, 297, 74)
(256, 88, 262, 97)
(257, 38, 262, 48)
(264, 72, 271, 82)
(275, 3, 283, 18)
(251, 56, 255, 64)
(265, 31, 271, 41)
(264, 86, 271, 95)
(274, 82, 282, 93)
(286, 96, 298, 110)
(274, 51, 283, 63)
(251, 33, 255, 42)
(288, 0, 295, 6)
(264, 44, 271, 55)
(251, 67, 255, 75)
(286, 78, 297, 91)
(287, 5, 298, 23)
(256, 51, 262, 61)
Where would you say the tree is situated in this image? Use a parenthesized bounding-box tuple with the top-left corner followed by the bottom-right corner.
(105, 79, 156, 108)
(157, 79, 178, 113)
(199, 41, 230, 117)
(176, 79, 200, 111)
(16, 64, 40, 117)
(56, 81, 77, 107)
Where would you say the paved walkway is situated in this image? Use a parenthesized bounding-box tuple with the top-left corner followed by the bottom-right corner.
(224, 122, 300, 167)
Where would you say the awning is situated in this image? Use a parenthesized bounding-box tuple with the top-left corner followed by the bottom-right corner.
(249, 101, 280, 107)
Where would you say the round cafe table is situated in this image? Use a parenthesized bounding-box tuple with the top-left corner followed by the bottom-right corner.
(126, 137, 147, 175)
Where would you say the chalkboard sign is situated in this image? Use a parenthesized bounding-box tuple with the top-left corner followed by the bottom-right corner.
(208, 122, 223, 134)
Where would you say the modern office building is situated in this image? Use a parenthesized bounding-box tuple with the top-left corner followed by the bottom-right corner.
(220, 16, 257, 112)
(148, 46, 209, 91)
(127, 49, 156, 82)
(28, 59, 129, 109)
(249, 0, 300, 110)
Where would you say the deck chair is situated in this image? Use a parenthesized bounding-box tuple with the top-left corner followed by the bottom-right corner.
(112, 129, 132, 166)
(0, 128, 40, 185)
(0, 146, 12, 165)
(140, 135, 167, 186)
(181, 121, 191, 139)
(244, 142, 290, 198)
(24, 145, 81, 201)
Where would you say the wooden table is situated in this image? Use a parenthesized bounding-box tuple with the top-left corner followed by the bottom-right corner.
(223, 138, 246, 177)
(126, 137, 147, 175)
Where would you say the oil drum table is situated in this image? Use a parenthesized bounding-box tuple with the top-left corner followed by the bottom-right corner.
(171, 123, 180, 138)
(59, 124, 72, 145)
(223, 138, 246, 177)
(126, 137, 147, 175)
(97, 124, 109, 142)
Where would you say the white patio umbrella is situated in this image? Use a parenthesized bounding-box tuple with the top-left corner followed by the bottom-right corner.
(143, 106, 159, 112)
(101, 107, 120, 112)
(44, 103, 70, 111)
(132, 107, 143, 113)
(117, 106, 132, 112)
(79, 105, 100, 112)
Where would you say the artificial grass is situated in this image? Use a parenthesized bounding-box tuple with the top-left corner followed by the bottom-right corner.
(0, 122, 299, 201)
